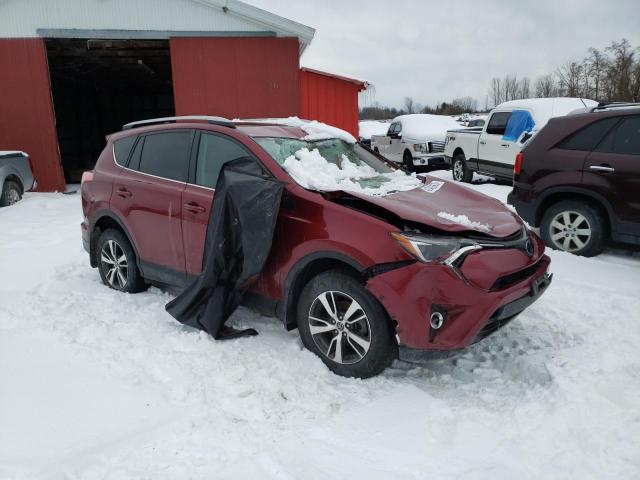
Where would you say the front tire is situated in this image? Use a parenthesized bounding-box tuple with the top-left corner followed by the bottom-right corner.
(97, 229, 148, 292)
(403, 151, 415, 172)
(0, 181, 22, 206)
(297, 270, 397, 378)
(452, 153, 473, 183)
(540, 200, 606, 257)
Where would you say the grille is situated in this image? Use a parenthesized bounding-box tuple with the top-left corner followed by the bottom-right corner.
(429, 141, 445, 153)
(490, 260, 541, 291)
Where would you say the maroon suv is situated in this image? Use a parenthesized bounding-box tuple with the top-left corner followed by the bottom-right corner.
(81, 116, 552, 378)
(508, 104, 640, 256)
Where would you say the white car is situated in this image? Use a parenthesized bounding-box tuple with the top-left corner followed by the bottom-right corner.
(370, 114, 462, 171)
(444, 98, 597, 182)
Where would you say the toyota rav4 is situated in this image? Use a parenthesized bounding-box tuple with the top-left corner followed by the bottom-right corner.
(81, 116, 552, 378)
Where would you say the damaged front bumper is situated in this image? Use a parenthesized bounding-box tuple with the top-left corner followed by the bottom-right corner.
(365, 237, 552, 354)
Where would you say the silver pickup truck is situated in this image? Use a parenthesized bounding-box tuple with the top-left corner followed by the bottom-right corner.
(0, 151, 35, 206)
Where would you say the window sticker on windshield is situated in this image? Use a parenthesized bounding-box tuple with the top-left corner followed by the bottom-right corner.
(421, 181, 444, 193)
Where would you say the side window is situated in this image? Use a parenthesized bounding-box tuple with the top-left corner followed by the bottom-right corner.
(485, 112, 511, 135)
(113, 135, 137, 166)
(597, 117, 640, 155)
(503, 110, 535, 142)
(137, 131, 193, 182)
(559, 117, 620, 151)
(388, 123, 399, 136)
(195, 132, 251, 188)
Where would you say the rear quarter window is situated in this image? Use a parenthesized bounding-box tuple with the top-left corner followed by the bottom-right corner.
(113, 135, 137, 166)
(558, 117, 620, 151)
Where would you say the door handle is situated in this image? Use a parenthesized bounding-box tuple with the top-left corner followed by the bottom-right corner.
(589, 165, 615, 173)
(479, 141, 486, 145)
(115, 187, 132, 198)
(500, 144, 510, 147)
(184, 202, 206, 214)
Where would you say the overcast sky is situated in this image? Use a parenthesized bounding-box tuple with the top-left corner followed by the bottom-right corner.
(245, 0, 640, 109)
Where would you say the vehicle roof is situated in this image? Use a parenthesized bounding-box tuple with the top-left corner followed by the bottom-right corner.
(108, 121, 309, 142)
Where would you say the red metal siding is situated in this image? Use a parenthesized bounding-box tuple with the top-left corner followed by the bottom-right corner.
(0, 38, 65, 192)
(299, 70, 361, 138)
(170, 37, 300, 119)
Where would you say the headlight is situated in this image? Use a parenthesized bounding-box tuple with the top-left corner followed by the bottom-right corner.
(412, 143, 428, 153)
(391, 232, 481, 265)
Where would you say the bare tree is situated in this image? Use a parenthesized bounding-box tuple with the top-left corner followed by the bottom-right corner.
(489, 77, 503, 106)
(534, 74, 559, 98)
(404, 97, 415, 114)
(585, 48, 607, 101)
(605, 39, 636, 101)
(517, 77, 531, 99)
(556, 61, 584, 97)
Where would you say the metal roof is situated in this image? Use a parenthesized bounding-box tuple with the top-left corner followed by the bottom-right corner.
(1, 0, 316, 55)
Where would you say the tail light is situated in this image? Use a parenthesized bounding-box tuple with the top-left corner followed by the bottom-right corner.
(514, 152, 523, 176)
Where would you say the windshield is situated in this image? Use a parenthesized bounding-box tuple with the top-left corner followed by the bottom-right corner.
(255, 137, 422, 196)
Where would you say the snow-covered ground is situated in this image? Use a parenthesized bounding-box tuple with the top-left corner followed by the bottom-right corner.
(1, 179, 639, 479)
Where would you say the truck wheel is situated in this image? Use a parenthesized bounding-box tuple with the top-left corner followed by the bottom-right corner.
(452, 153, 473, 183)
(0, 180, 22, 206)
(540, 200, 606, 257)
(297, 270, 397, 378)
(97, 229, 148, 293)
(403, 151, 414, 172)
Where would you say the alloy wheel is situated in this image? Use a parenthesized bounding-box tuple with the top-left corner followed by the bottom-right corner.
(308, 291, 372, 365)
(453, 159, 464, 181)
(100, 239, 129, 289)
(549, 210, 592, 252)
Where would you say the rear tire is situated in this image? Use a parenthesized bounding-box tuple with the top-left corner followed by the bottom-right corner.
(97, 229, 148, 293)
(403, 151, 415, 172)
(452, 153, 473, 183)
(0, 181, 22, 206)
(297, 270, 397, 378)
(540, 200, 606, 257)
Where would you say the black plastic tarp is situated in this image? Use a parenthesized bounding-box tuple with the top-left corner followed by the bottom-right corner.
(165, 157, 284, 337)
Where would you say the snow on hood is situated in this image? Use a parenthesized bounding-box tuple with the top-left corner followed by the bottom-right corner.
(234, 117, 356, 144)
(437, 212, 491, 233)
(394, 114, 463, 140)
(344, 178, 523, 238)
(358, 120, 390, 140)
(282, 148, 423, 196)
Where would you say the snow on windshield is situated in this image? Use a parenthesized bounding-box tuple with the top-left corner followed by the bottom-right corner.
(437, 211, 492, 233)
(282, 147, 423, 197)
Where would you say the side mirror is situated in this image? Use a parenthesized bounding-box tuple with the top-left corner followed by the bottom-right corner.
(520, 132, 533, 144)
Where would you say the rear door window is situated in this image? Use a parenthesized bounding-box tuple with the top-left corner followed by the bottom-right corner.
(596, 117, 640, 155)
(195, 132, 252, 188)
(559, 117, 620, 151)
(485, 112, 512, 135)
(137, 131, 194, 182)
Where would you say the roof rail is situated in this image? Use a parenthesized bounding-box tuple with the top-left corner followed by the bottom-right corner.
(592, 102, 640, 112)
(122, 116, 236, 130)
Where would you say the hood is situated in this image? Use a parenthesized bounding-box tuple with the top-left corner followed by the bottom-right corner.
(343, 177, 523, 238)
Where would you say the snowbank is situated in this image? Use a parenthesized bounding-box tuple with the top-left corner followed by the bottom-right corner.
(358, 120, 390, 140)
(282, 148, 422, 196)
(235, 117, 356, 144)
(393, 114, 462, 140)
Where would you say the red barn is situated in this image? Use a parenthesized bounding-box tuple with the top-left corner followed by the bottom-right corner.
(0, 0, 369, 191)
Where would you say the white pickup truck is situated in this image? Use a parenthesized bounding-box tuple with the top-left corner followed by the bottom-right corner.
(444, 98, 597, 182)
(370, 114, 461, 171)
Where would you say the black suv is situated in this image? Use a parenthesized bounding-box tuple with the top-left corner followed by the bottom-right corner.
(508, 103, 640, 256)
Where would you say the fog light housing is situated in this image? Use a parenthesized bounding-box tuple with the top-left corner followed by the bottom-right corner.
(430, 312, 444, 330)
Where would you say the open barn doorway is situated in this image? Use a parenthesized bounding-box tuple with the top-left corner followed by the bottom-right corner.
(45, 38, 175, 183)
